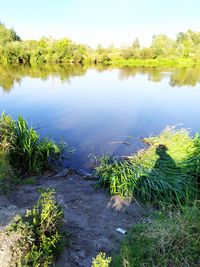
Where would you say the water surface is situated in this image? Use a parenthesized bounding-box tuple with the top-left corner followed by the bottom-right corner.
(1, 65, 200, 169)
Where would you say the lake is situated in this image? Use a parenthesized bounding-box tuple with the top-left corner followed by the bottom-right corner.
(1, 65, 200, 170)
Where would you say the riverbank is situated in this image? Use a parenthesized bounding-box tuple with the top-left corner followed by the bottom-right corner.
(108, 58, 200, 68)
(0, 171, 149, 267)
(1, 57, 200, 69)
(0, 113, 200, 266)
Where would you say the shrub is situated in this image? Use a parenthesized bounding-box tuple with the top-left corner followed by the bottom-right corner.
(96, 127, 199, 205)
(0, 189, 65, 266)
(113, 203, 200, 267)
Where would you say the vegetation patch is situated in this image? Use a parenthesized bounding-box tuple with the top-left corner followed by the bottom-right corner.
(0, 150, 13, 192)
(92, 252, 112, 267)
(0, 113, 15, 192)
(1, 22, 200, 68)
(113, 203, 200, 267)
(0, 113, 65, 175)
(111, 58, 200, 68)
(96, 127, 199, 205)
(0, 189, 65, 267)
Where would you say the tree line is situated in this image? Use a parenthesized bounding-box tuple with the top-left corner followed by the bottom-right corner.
(0, 21, 200, 66)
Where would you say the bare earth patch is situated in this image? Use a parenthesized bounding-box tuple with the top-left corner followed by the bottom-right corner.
(0, 174, 150, 267)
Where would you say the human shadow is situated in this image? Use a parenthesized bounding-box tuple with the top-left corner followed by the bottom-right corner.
(154, 144, 177, 171)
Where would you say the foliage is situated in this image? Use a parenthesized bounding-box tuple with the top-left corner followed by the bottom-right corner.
(0, 113, 64, 174)
(113, 203, 200, 267)
(1, 189, 65, 267)
(0, 113, 16, 191)
(0, 22, 20, 46)
(0, 24, 89, 66)
(1, 21, 200, 67)
(96, 127, 199, 205)
(0, 112, 16, 151)
(92, 252, 112, 267)
(0, 150, 13, 192)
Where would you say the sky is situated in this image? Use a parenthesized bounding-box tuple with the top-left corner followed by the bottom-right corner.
(0, 0, 200, 48)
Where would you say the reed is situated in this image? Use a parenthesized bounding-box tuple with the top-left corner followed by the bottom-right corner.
(96, 127, 199, 205)
(0, 113, 64, 174)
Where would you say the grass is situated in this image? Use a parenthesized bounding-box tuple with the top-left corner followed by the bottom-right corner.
(110, 58, 200, 68)
(96, 127, 199, 206)
(0, 114, 15, 191)
(0, 112, 65, 175)
(92, 252, 112, 267)
(0, 150, 13, 192)
(0, 189, 65, 267)
(113, 202, 200, 267)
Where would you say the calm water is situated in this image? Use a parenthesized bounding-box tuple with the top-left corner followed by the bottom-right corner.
(1, 65, 200, 169)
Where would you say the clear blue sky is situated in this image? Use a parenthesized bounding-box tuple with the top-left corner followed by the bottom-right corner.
(0, 0, 199, 47)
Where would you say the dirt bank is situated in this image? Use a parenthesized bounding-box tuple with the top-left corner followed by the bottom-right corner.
(0, 173, 150, 267)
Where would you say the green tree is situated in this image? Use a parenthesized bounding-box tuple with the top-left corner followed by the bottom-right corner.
(0, 22, 20, 46)
(151, 34, 175, 58)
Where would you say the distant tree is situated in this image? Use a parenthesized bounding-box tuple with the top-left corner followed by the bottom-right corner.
(96, 44, 105, 55)
(140, 47, 155, 59)
(151, 34, 175, 58)
(0, 22, 20, 46)
(120, 38, 141, 59)
(176, 30, 200, 58)
(131, 38, 140, 50)
(107, 43, 116, 53)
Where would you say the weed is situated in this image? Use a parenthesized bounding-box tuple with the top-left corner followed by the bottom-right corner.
(1, 189, 65, 266)
(92, 252, 112, 267)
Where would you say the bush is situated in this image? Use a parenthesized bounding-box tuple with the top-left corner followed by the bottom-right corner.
(113, 203, 200, 267)
(96, 127, 199, 205)
(0, 189, 65, 266)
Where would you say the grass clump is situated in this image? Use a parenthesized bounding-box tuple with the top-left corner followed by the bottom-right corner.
(0, 113, 15, 191)
(96, 127, 199, 205)
(92, 252, 112, 267)
(113, 202, 200, 267)
(0, 189, 65, 267)
(0, 113, 64, 174)
(0, 150, 13, 192)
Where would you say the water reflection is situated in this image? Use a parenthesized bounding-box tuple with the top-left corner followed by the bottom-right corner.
(118, 67, 200, 87)
(1, 65, 200, 93)
(0, 64, 88, 92)
(1, 65, 200, 170)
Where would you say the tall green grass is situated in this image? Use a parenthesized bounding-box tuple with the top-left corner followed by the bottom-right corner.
(113, 202, 200, 267)
(0, 113, 15, 191)
(1, 189, 65, 266)
(0, 150, 13, 192)
(0, 113, 64, 174)
(96, 127, 199, 205)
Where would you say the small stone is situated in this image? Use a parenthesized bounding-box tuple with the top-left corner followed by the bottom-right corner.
(116, 228, 127, 235)
(53, 168, 70, 177)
